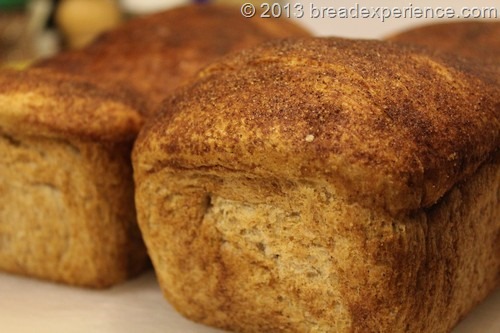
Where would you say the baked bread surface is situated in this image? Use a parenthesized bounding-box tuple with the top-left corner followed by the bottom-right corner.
(35, 4, 310, 116)
(0, 69, 144, 141)
(0, 4, 309, 288)
(133, 38, 499, 332)
(135, 37, 499, 214)
(386, 21, 500, 64)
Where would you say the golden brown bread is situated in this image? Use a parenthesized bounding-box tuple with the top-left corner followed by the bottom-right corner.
(0, 69, 144, 141)
(0, 68, 149, 287)
(133, 38, 499, 332)
(386, 21, 500, 65)
(135, 37, 499, 214)
(35, 4, 311, 116)
(0, 4, 309, 287)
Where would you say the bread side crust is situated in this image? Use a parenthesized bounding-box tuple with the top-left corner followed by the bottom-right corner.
(0, 132, 148, 287)
(134, 37, 500, 213)
(134, 155, 499, 332)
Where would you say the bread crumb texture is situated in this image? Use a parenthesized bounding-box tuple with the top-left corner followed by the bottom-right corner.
(0, 134, 148, 287)
(0, 68, 148, 287)
(135, 161, 498, 332)
(133, 38, 499, 332)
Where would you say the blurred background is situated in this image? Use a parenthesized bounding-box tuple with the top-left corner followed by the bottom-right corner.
(0, 0, 498, 68)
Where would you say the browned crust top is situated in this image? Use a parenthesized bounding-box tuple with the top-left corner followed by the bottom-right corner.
(386, 21, 500, 65)
(0, 68, 143, 142)
(34, 4, 310, 116)
(134, 37, 499, 214)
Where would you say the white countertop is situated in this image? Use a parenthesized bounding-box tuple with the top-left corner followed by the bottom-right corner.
(1, 271, 499, 333)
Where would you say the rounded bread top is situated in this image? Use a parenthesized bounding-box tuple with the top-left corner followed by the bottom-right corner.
(134, 37, 499, 214)
(387, 21, 500, 66)
(0, 68, 144, 142)
(34, 4, 311, 116)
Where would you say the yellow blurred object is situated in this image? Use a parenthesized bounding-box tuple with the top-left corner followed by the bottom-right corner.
(1, 60, 32, 70)
(56, 0, 122, 49)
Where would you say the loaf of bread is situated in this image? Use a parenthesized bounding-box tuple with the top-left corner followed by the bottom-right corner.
(0, 4, 309, 287)
(386, 21, 500, 65)
(35, 4, 310, 115)
(133, 38, 499, 332)
(0, 68, 148, 287)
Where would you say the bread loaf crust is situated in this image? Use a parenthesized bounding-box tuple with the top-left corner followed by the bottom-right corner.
(1, 3, 309, 288)
(35, 4, 311, 116)
(0, 136, 148, 287)
(0, 68, 148, 287)
(133, 37, 500, 331)
(386, 21, 500, 64)
(0, 69, 144, 142)
(135, 157, 499, 332)
(134, 38, 499, 214)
